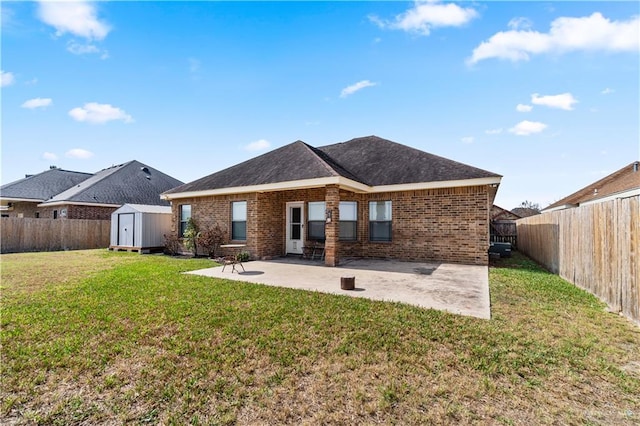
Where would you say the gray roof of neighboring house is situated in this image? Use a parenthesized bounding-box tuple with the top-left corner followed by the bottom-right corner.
(41, 160, 184, 206)
(165, 135, 501, 194)
(0, 168, 93, 202)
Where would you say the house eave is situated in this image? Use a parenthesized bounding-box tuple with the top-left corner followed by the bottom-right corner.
(541, 203, 577, 213)
(37, 201, 121, 208)
(162, 176, 502, 200)
(0, 197, 44, 204)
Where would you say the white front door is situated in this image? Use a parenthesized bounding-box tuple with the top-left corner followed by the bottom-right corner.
(286, 202, 304, 254)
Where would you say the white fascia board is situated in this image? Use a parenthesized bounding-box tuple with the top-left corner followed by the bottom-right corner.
(579, 188, 640, 206)
(37, 201, 121, 208)
(162, 175, 502, 200)
(369, 176, 502, 193)
(162, 177, 370, 200)
(541, 204, 576, 213)
(0, 197, 44, 203)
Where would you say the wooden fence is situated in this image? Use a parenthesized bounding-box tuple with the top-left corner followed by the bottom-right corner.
(516, 196, 639, 325)
(1, 218, 111, 254)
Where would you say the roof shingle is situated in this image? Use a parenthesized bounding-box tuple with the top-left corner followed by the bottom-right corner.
(165, 135, 500, 195)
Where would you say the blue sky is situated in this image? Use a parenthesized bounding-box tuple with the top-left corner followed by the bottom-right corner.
(2, 1, 638, 210)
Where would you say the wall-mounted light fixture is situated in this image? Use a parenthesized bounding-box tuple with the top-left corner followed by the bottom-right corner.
(325, 208, 332, 223)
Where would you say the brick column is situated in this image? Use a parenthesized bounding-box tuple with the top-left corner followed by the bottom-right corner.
(324, 185, 340, 266)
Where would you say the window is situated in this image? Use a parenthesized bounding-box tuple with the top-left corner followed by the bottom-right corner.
(369, 201, 392, 242)
(339, 201, 357, 241)
(179, 204, 191, 237)
(35, 212, 40, 218)
(307, 201, 325, 240)
(231, 201, 247, 240)
(53, 210, 58, 219)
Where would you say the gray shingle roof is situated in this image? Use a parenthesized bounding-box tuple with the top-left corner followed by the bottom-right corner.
(41, 160, 184, 206)
(0, 168, 92, 201)
(165, 135, 501, 195)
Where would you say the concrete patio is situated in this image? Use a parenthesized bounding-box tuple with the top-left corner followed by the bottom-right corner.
(186, 257, 490, 319)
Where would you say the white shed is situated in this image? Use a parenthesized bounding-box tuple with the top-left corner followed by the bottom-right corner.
(109, 204, 172, 253)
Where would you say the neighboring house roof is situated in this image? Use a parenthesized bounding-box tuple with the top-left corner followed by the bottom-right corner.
(491, 205, 522, 221)
(164, 136, 501, 197)
(40, 160, 184, 207)
(510, 207, 540, 218)
(543, 161, 640, 212)
(0, 168, 92, 203)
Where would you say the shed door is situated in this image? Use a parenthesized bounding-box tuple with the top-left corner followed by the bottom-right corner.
(118, 213, 135, 246)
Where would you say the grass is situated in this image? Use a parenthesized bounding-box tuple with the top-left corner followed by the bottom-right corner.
(1, 250, 639, 425)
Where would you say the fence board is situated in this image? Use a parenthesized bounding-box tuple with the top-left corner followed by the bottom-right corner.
(516, 196, 640, 325)
(1, 218, 110, 253)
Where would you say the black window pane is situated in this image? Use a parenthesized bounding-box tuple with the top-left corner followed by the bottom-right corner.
(308, 221, 325, 240)
(370, 222, 391, 242)
(291, 223, 301, 240)
(232, 222, 246, 240)
(292, 207, 301, 223)
(339, 221, 357, 241)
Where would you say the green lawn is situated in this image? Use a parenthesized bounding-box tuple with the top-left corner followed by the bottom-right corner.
(1, 250, 639, 425)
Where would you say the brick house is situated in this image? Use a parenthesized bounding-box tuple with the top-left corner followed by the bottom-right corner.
(0, 167, 92, 218)
(162, 136, 502, 266)
(1, 161, 183, 220)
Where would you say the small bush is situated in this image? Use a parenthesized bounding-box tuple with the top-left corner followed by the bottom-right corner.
(198, 224, 227, 258)
(236, 251, 250, 262)
(163, 234, 181, 256)
(183, 218, 199, 256)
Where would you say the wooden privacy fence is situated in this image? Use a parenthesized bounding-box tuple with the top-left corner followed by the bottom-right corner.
(517, 196, 639, 325)
(1, 218, 111, 254)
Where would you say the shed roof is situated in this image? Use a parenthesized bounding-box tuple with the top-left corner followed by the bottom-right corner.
(114, 204, 172, 214)
(0, 168, 92, 202)
(543, 161, 640, 211)
(165, 136, 501, 195)
(41, 160, 184, 207)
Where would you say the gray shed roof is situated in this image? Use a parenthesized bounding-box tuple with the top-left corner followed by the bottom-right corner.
(0, 168, 92, 202)
(113, 204, 172, 214)
(165, 136, 500, 195)
(41, 160, 184, 206)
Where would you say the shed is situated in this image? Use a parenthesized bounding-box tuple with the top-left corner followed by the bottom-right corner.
(109, 204, 172, 253)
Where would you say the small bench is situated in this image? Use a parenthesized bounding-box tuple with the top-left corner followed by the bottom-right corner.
(303, 241, 325, 260)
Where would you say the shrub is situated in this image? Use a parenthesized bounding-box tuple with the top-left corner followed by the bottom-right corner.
(198, 224, 227, 258)
(236, 251, 250, 262)
(183, 218, 199, 256)
(163, 233, 181, 256)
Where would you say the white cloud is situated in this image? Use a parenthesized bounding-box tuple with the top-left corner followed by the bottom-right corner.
(1, 70, 15, 87)
(369, 1, 478, 36)
(42, 152, 58, 161)
(509, 120, 547, 136)
(461, 136, 474, 144)
(65, 148, 94, 159)
(485, 128, 503, 135)
(340, 80, 378, 98)
(21, 97, 53, 109)
(516, 103, 533, 112)
(508, 17, 533, 31)
(37, 0, 110, 41)
(468, 12, 640, 64)
(69, 102, 133, 124)
(245, 139, 271, 152)
(601, 87, 614, 95)
(65, 40, 108, 59)
(531, 92, 578, 110)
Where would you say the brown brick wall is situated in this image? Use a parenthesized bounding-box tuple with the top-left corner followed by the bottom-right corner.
(3, 203, 116, 220)
(171, 184, 490, 265)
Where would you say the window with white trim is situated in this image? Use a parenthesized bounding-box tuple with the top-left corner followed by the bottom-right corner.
(339, 201, 357, 241)
(307, 201, 325, 240)
(179, 204, 191, 237)
(369, 201, 392, 242)
(231, 201, 247, 240)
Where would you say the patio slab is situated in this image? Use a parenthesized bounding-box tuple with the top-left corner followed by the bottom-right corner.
(186, 257, 490, 319)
